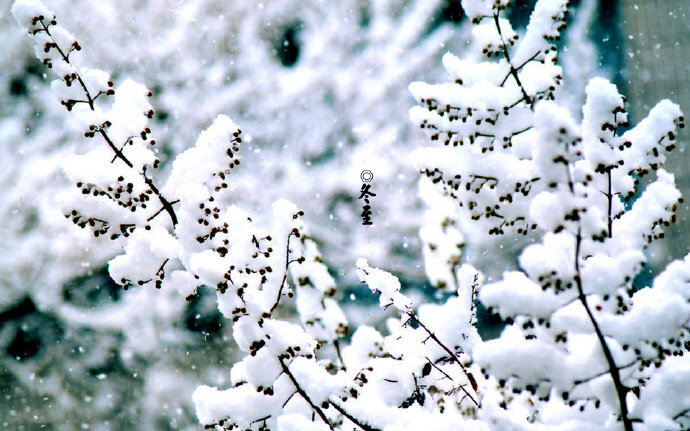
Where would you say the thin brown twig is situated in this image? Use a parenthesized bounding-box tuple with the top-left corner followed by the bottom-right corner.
(328, 399, 382, 431)
(270, 230, 298, 314)
(574, 230, 632, 431)
(407, 313, 480, 408)
(37, 17, 179, 227)
(278, 357, 334, 430)
(493, 13, 532, 107)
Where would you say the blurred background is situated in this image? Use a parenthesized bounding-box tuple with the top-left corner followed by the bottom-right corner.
(0, 0, 687, 429)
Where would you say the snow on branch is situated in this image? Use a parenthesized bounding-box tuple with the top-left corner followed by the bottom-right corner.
(13, 1, 356, 429)
(12, 0, 690, 430)
(411, 1, 688, 430)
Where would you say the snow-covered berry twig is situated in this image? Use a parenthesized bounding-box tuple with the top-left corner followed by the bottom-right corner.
(357, 258, 482, 409)
(13, 4, 179, 229)
(411, 1, 689, 430)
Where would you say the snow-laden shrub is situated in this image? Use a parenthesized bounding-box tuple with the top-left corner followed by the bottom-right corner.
(3, 1, 472, 428)
(11, 0, 690, 431)
(1, 0, 470, 298)
(10, 2, 352, 429)
(12, 2, 483, 430)
(411, 0, 689, 430)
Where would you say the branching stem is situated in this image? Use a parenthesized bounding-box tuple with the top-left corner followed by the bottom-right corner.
(328, 400, 382, 431)
(142, 169, 178, 226)
(574, 230, 632, 431)
(270, 231, 297, 313)
(37, 17, 178, 227)
(493, 13, 532, 107)
(406, 313, 480, 408)
(39, 19, 94, 109)
(278, 357, 334, 430)
(99, 129, 133, 168)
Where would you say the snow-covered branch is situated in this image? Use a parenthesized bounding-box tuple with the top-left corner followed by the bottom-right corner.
(10, 0, 689, 430)
(411, 0, 688, 430)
